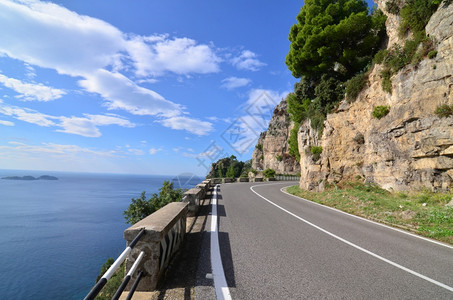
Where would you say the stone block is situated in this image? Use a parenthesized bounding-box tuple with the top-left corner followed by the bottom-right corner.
(413, 157, 453, 170)
(124, 202, 188, 291)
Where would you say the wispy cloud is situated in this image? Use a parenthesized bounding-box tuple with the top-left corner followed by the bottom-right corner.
(0, 73, 65, 101)
(0, 119, 13, 126)
(149, 147, 163, 155)
(221, 76, 251, 90)
(159, 116, 213, 136)
(231, 50, 266, 71)
(0, 101, 135, 137)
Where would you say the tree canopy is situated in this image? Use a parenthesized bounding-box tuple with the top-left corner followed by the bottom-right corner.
(286, 0, 386, 80)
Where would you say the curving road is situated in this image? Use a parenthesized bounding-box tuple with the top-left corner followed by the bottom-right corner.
(210, 181, 453, 299)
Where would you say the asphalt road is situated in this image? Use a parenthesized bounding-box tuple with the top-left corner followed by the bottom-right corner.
(213, 181, 453, 299)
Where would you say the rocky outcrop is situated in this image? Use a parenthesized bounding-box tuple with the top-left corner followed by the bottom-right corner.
(298, 2, 453, 192)
(251, 99, 301, 175)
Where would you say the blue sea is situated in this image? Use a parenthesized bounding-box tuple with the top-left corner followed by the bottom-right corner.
(0, 170, 201, 300)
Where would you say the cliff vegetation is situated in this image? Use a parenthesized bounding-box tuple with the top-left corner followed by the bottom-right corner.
(275, 0, 453, 192)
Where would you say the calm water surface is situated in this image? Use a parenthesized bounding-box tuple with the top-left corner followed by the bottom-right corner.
(0, 170, 200, 300)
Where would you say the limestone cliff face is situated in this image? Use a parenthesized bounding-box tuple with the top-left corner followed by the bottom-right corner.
(298, 2, 453, 191)
(252, 99, 301, 175)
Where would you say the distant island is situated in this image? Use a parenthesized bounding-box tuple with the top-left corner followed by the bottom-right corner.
(2, 175, 58, 181)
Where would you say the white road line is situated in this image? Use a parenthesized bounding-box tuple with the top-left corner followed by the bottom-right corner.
(250, 185, 453, 293)
(280, 185, 453, 249)
(210, 185, 232, 300)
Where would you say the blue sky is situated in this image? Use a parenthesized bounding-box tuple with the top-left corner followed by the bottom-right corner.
(0, 0, 375, 176)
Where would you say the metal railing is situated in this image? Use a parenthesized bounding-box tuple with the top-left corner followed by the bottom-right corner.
(275, 175, 301, 181)
(84, 229, 145, 300)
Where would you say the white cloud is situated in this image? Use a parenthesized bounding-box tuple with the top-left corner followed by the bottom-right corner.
(231, 50, 266, 71)
(0, 102, 135, 137)
(159, 116, 213, 136)
(0, 0, 126, 76)
(57, 114, 135, 137)
(0, 119, 13, 126)
(149, 147, 163, 155)
(0, 73, 65, 101)
(0, 0, 216, 134)
(127, 35, 221, 77)
(78, 69, 182, 117)
(221, 77, 251, 90)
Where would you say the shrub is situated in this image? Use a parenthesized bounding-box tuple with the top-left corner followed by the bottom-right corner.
(310, 146, 323, 161)
(399, 0, 441, 37)
(428, 50, 438, 59)
(289, 123, 301, 162)
(381, 69, 392, 93)
(255, 144, 263, 151)
(386, 0, 402, 14)
(434, 104, 453, 118)
(372, 105, 391, 119)
(123, 181, 184, 224)
(373, 49, 388, 65)
(276, 154, 283, 162)
(345, 73, 367, 103)
(263, 168, 276, 178)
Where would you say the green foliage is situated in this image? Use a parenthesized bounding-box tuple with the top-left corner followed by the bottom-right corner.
(386, 0, 402, 14)
(287, 78, 315, 124)
(255, 144, 263, 151)
(276, 154, 283, 162)
(345, 73, 367, 102)
(94, 259, 125, 300)
(434, 104, 453, 118)
(239, 160, 253, 178)
(381, 69, 392, 93)
(123, 181, 184, 224)
(376, 30, 435, 92)
(208, 155, 248, 179)
(399, 0, 440, 36)
(373, 49, 388, 65)
(428, 50, 438, 59)
(263, 168, 276, 178)
(286, 0, 386, 80)
(288, 122, 301, 162)
(313, 75, 345, 115)
(372, 105, 391, 119)
(310, 146, 323, 161)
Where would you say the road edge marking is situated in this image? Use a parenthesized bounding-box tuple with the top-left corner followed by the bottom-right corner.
(277, 184, 453, 250)
(250, 184, 453, 293)
(211, 184, 232, 300)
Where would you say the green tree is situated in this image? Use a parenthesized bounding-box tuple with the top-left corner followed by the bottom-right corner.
(286, 0, 386, 80)
(263, 168, 276, 178)
(123, 191, 155, 225)
(123, 181, 184, 224)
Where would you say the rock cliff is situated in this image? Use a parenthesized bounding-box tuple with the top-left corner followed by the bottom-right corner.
(298, 2, 453, 191)
(251, 99, 301, 175)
